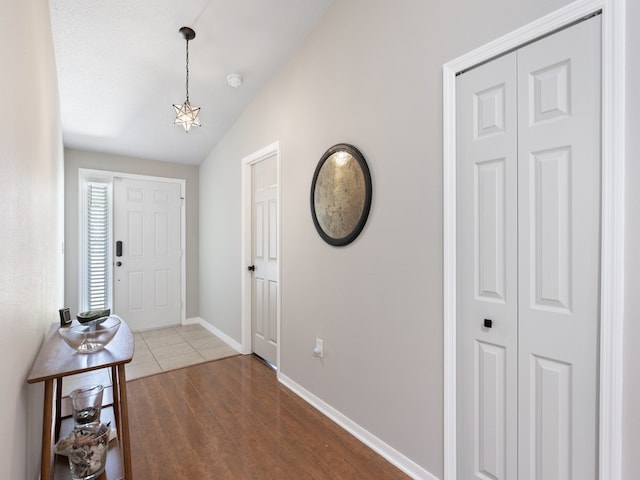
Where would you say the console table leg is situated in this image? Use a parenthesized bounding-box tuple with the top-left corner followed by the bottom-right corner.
(41, 379, 54, 480)
(54, 377, 62, 441)
(116, 365, 133, 478)
(111, 366, 121, 429)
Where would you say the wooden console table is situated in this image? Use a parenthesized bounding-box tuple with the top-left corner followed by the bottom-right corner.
(27, 317, 134, 480)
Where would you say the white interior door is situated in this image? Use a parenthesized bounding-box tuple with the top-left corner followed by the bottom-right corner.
(251, 154, 278, 365)
(113, 177, 182, 331)
(457, 15, 600, 479)
(457, 51, 519, 480)
(516, 17, 601, 479)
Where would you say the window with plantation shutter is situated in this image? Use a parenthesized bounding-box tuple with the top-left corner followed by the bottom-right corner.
(85, 182, 111, 310)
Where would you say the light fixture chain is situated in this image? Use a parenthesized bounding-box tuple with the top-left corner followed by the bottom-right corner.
(185, 38, 190, 102)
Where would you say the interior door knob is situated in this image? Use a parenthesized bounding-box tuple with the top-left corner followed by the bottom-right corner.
(483, 318, 492, 328)
(248, 265, 255, 271)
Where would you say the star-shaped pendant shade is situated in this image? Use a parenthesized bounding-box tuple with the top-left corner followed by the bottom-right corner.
(173, 101, 201, 132)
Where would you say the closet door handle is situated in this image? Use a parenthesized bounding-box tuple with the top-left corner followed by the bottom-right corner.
(248, 265, 255, 272)
(483, 318, 493, 328)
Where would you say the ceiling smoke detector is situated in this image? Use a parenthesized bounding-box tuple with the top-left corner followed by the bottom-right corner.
(227, 73, 243, 88)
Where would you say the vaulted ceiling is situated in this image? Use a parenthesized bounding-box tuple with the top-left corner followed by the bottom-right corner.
(49, 0, 333, 165)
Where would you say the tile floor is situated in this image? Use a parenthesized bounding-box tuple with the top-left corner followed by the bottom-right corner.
(61, 323, 238, 397)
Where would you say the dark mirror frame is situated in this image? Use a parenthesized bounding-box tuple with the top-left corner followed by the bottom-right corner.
(310, 143, 372, 246)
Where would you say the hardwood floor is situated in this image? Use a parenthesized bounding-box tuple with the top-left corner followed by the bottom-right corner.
(127, 355, 411, 479)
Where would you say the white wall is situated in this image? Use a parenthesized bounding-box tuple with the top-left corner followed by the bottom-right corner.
(199, 0, 576, 476)
(0, 1, 64, 479)
(63, 149, 200, 320)
(623, 0, 640, 477)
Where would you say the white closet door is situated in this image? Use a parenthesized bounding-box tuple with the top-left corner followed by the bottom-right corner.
(457, 15, 601, 480)
(517, 16, 601, 480)
(456, 52, 519, 480)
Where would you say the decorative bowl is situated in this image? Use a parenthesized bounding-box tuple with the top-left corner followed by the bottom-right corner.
(59, 316, 121, 353)
(76, 308, 111, 324)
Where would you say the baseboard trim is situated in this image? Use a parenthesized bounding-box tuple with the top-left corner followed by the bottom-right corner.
(185, 317, 243, 353)
(278, 373, 438, 480)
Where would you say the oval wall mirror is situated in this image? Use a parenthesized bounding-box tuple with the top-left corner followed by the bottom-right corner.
(310, 143, 372, 246)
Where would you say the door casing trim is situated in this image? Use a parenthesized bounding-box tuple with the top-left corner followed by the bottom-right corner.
(240, 142, 281, 371)
(442, 0, 626, 478)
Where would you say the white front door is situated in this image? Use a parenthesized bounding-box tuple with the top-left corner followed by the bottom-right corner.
(250, 154, 278, 365)
(457, 16, 600, 479)
(113, 177, 182, 331)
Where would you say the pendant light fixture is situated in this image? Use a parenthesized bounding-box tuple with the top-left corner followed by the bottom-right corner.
(173, 26, 201, 132)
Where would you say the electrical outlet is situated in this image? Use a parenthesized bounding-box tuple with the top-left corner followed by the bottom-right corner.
(314, 338, 324, 358)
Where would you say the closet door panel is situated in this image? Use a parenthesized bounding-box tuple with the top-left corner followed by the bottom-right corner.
(457, 52, 518, 480)
(517, 16, 601, 480)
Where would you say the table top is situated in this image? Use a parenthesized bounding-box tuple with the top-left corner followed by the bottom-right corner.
(27, 316, 134, 384)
